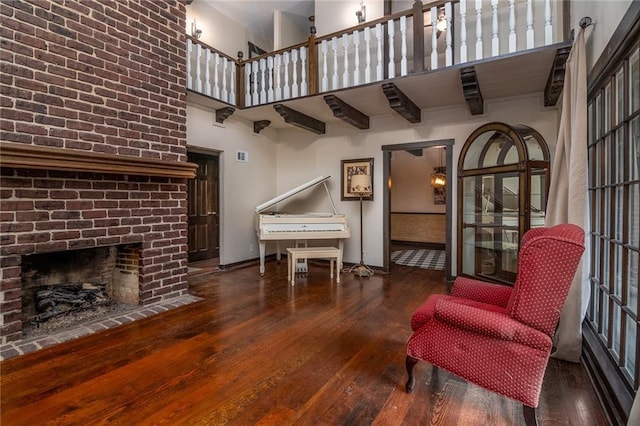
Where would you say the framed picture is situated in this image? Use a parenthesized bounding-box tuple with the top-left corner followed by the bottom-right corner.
(341, 158, 373, 201)
(434, 186, 446, 205)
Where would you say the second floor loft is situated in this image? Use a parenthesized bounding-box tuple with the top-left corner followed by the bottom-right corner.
(186, 0, 579, 134)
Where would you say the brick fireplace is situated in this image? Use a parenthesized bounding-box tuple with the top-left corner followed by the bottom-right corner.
(1, 1, 196, 343)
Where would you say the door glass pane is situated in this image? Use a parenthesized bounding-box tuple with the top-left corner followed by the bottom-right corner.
(614, 245, 622, 297)
(631, 47, 639, 114)
(612, 303, 621, 356)
(602, 296, 609, 341)
(615, 186, 624, 241)
(631, 183, 639, 249)
(624, 317, 637, 379)
(604, 82, 611, 133)
(531, 170, 546, 220)
(616, 67, 625, 123)
(616, 129, 625, 183)
(595, 93, 602, 138)
(589, 102, 595, 143)
(628, 251, 638, 316)
(632, 117, 639, 181)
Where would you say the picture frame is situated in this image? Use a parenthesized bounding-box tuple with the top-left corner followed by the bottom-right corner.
(434, 186, 446, 205)
(341, 158, 374, 201)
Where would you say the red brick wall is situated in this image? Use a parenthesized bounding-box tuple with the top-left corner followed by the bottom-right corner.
(0, 0, 189, 343)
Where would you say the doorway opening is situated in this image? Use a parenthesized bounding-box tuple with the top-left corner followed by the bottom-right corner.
(382, 140, 454, 282)
(187, 149, 220, 272)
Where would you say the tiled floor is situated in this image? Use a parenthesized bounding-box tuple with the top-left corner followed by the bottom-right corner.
(0, 294, 202, 361)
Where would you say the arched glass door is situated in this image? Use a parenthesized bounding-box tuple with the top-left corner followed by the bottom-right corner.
(457, 122, 550, 284)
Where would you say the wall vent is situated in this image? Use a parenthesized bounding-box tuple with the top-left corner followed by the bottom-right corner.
(236, 151, 249, 162)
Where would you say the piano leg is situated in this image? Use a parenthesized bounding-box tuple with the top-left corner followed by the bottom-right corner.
(338, 239, 345, 270)
(259, 241, 266, 276)
(276, 241, 282, 262)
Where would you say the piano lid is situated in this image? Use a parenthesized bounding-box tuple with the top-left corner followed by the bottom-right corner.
(255, 176, 331, 214)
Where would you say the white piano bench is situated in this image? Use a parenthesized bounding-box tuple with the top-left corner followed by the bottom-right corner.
(286, 247, 341, 286)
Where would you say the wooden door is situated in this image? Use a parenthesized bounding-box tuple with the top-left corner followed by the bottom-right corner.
(187, 152, 219, 262)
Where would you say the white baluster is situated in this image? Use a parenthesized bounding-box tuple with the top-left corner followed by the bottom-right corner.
(431, 7, 438, 70)
(321, 40, 329, 92)
(260, 58, 267, 103)
(274, 54, 282, 101)
(400, 16, 407, 76)
(291, 49, 299, 98)
(300, 46, 307, 96)
(283, 51, 290, 99)
(509, 0, 516, 53)
(195, 43, 202, 92)
(460, 0, 468, 62)
(332, 37, 339, 89)
(244, 63, 251, 106)
(186, 38, 193, 90)
(526, 0, 534, 49)
(375, 23, 383, 81)
(475, 0, 483, 60)
(491, 0, 499, 56)
(229, 59, 235, 105)
(353, 30, 360, 85)
(212, 52, 219, 98)
(364, 27, 371, 84)
(342, 34, 349, 88)
(267, 56, 274, 102)
(221, 56, 228, 102)
(387, 19, 395, 78)
(544, 0, 552, 45)
(445, 2, 453, 66)
(252, 60, 259, 105)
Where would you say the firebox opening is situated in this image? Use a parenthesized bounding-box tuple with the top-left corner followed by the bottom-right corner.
(21, 244, 141, 337)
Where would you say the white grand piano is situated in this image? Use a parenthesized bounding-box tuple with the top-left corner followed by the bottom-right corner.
(255, 176, 351, 275)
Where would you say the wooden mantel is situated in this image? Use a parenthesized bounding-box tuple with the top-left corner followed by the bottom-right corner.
(0, 142, 198, 179)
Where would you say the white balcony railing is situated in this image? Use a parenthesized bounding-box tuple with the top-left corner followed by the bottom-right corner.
(186, 0, 563, 108)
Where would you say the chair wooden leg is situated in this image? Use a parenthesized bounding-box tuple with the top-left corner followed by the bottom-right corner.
(523, 405, 538, 426)
(405, 355, 419, 393)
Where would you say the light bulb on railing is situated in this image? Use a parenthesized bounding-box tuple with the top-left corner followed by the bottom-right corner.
(355, 1, 366, 24)
(191, 19, 202, 39)
(436, 14, 447, 32)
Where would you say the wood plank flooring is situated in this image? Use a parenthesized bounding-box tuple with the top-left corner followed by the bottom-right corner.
(0, 260, 609, 425)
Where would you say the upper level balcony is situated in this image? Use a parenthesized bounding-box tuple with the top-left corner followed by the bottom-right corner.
(186, 0, 573, 134)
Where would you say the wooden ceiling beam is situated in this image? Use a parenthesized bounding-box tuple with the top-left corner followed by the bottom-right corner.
(460, 66, 483, 115)
(273, 104, 326, 135)
(323, 95, 370, 130)
(544, 46, 571, 107)
(381, 82, 421, 123)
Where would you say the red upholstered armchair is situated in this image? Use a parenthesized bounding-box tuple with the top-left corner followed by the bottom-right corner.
(405, 224, 585, 425)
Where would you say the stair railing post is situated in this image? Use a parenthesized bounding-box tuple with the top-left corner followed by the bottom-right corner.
(236, 51, 245, 108)
(308, 18, 318, 96)
(412, 0, 424, 74)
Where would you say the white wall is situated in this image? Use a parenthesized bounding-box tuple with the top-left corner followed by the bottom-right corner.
(186, 104, 279, 265)
(274, 11, 309, 50)
(314, 0, 385, 37)
(391, 149, 447, 213)
(186, 1, 271, 58)
(571, 0, 633, 71)
(274, 94, 559, 272)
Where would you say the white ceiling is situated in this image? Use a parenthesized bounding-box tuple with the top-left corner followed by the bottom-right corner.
(194, 0, 315, 44)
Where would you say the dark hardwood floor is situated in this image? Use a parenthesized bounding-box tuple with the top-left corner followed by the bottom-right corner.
(0, 260, 608, 425)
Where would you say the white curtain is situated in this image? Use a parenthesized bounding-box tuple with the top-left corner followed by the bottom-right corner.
(545, 27, 590, 362)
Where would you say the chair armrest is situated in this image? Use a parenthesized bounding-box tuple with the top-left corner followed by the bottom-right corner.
(451, 276, 512, 308)
(434, 299, 550, 350)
